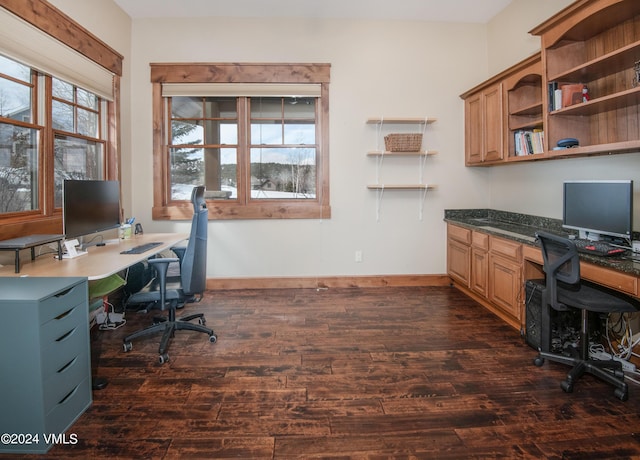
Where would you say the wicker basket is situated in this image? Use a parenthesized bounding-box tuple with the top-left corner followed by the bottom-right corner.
(384, 133, 423, 152)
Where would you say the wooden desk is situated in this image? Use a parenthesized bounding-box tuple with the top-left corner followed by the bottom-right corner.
(523, 244, 640, 298)
(0, 233, 188, 280)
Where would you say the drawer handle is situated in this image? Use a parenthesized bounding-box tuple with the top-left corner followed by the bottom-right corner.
(55, 306, 75, 321)
(57, 356, 77, 374)
(56, 327, 77, 342)
(54, 287, 74, 298)
(58, 384, 79, 405)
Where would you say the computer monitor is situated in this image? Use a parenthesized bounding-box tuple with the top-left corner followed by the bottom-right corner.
(562, 180, 633, 243)
(63, 179, 121, 242)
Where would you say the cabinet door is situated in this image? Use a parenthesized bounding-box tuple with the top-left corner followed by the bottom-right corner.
(483, 83, 504, 162)
(488, 253, 521, 321)
(470, 248, 488, 296)
(464, 93, 483, 165)
(447, 239, 471, 287)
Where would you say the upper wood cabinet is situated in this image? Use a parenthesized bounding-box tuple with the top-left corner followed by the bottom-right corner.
(461, 0, 640, 166)
(532, 0, 640, 158)
(461, 54, 541, 165)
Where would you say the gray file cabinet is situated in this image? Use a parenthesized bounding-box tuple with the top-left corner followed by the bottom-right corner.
(0, 277, 92, 454)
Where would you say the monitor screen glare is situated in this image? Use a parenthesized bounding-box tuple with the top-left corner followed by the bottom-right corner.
(562, 180, 633, 242)
(63, 180, 121, 240)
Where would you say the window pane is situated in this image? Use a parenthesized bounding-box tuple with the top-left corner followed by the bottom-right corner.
(0, 77, 32, 122)
(172, 96, 203, 118)
(204, 120, 237, 145)
(219, 147, 237, 199)
(250, 147, 316, 199)
(250, 97, 282, 118)
(54, 134, 103, 207)
(0, 55, 30, 82)
(52, 78, 74, 102)
(77, 107, 98, 137)
(204, 97, 237, 118)
(0, 123, 38, 213)
(77, 87, 98, 110)
(170, 146, 204, 200)
(52, 100, 74, 132)
(284, 121, 315, 144)
(283, 97, 315, 119)
(251, 121, 282, 144)
(171, 120, 203, 145)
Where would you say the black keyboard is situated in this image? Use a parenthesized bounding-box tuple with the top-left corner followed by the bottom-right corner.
(574, 239, 626, 257)
(120, 242, 163, 255)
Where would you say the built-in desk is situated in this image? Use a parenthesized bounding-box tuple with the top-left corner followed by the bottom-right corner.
(445, 209, 640, 331)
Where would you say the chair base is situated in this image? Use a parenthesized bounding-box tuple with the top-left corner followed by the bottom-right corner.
(534, 349, 628, 401)
(123, 312, 217, 364)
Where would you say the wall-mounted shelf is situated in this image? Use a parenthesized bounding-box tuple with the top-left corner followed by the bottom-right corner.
(366, 117, 438, 220)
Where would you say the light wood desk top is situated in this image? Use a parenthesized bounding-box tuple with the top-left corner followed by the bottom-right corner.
(0, 233, 188, 280)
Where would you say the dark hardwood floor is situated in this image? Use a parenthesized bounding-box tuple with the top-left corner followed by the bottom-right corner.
(9, 286, 640, 459)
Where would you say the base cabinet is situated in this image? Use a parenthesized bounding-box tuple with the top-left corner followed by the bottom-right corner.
(0, 277, 91, 454)
(447, 223, 523, 329)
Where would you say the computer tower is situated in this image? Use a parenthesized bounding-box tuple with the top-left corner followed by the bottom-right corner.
(525, 279, 582, 352)
(525, 279, 546, 350)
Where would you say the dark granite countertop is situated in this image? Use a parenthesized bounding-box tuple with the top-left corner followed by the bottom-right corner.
(444, 209, 640, 277)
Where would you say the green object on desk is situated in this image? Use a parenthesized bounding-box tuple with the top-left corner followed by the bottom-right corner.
(88, 273, 126, 300)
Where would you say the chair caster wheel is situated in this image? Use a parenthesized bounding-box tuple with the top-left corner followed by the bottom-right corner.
(614, 388, 628, 401)
(560, 380, 573, 393)
(199, 317, 206, 326)
(209, 334, 217, 343)
(159, 353, 169, 364)
(123, 342, 132, 352)
(614, 369, 625, 379)
(533, 356, 544, 367)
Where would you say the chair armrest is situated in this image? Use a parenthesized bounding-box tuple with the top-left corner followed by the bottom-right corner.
(147, 258, 179, 308)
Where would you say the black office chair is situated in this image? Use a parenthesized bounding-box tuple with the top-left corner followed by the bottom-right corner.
(533, 230, 637, 400)
(122, 186, 217, 363)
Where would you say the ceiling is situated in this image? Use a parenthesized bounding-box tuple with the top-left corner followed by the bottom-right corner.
(113, 0, 514, 23)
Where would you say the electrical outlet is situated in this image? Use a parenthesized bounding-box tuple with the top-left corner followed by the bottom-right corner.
(355, 250, 363, 263)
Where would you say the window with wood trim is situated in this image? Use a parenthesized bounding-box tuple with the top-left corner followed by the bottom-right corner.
(0, 56, 109, 221)
(151, 63, 331, 220)
(0, 1, 123, 241)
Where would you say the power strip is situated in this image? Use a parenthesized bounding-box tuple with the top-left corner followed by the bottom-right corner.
(590, 350, 637, 372)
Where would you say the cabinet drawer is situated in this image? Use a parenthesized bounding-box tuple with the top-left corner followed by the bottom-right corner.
(472, 231, 489, 250)
(448, 224, 471, 245)
(38, 282, 87, 325)
(582, 264, 638, 297)
(44, 377, 92, 438)
(490, 236, 522, 261)
(40, 304, 89, 378)
(43, 353, 90, 415)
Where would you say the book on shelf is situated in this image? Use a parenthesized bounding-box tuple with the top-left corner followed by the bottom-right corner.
(549, 81, 587, 111)
(514, 129, 544, 156)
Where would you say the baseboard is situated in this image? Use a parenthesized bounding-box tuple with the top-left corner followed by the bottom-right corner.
(206, 274, 450, 290)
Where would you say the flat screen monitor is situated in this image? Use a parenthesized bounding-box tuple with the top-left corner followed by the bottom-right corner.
(562, 180, 633, 242)
(63, 179, 121, 240)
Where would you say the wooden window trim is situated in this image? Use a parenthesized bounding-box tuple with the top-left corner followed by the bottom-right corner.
(0, 0, 123, 240)
(150, 62, 331, 220)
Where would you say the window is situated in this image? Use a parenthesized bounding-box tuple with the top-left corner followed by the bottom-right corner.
(0, 56, 107, 214)
(0, 2, 123, 240)
(52, 78, 106, 207)
(151, 63, 331, 220)
(0, 55, 39, 214)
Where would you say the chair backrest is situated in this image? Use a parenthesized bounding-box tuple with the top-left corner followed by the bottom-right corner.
(536, 230, 580, 311)
(180, 185, 207, 295)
